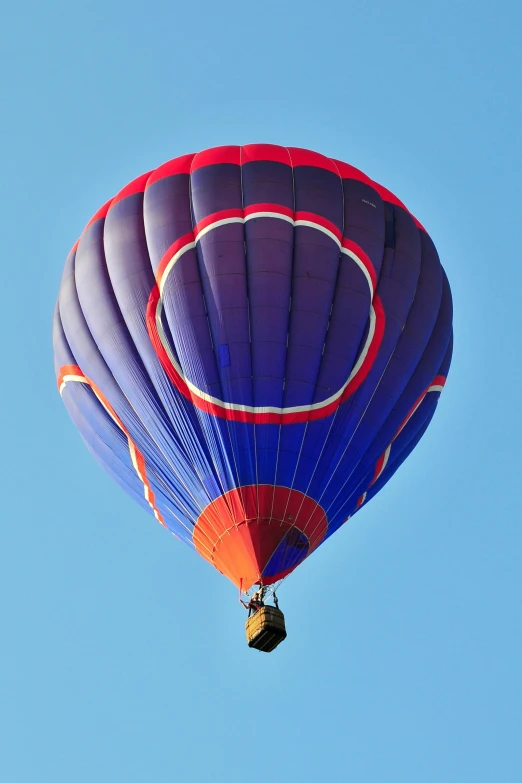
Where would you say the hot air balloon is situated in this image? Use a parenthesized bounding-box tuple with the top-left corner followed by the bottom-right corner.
(53, 145, 452, 651)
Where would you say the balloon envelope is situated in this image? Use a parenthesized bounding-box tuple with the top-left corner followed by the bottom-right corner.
(53, 145, 453, 590)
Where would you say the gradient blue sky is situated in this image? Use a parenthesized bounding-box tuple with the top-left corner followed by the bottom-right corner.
(1, 1, 521, 781)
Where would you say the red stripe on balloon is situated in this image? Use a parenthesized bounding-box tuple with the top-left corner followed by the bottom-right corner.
(333, 159, 374, 186)
(341, 294, 386, 402)
(85, 199, 113, 232)
(194, 208, 244, 236)
(295, 210, 343, 242)
(190, 145, 241, 173)
(241, 144, 292, 166)
(109, 171, 152, 208)
(146, 153, 196, 187)
(334, 158, 426, 231)
(243, 202, 294, 220)
(57, 364, 166, 527)
(369, 373, 447, 488)
(146, 286, 193, 405)
(342, 237, 378, 291)
(287, 147, 341, 175)
(155, 231, 195, 284)
(372, 450, 389, 484)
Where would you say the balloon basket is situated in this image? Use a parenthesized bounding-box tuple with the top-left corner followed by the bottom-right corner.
(246, 606, 287, 653)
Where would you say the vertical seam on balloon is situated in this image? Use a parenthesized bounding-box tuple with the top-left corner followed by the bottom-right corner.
(58, 361, 209, 545)
(339, 373, 447, 517)
(302, 207, 425, 538)
(141, 183, 203, 487)
(269, 146, 295, 527)
(281, 155, 347, 539)
(327, 332, 450, 527)
(136, 178, 219, 520)
(265, 146, 313, 578)
(240, 145, 261, 524)
(301, 273, 402, 541)
(356, 308, 452, 503)
(58, 365, 167, 527)
(185, 169, 238, 534)
(316, 320, 425, 525)
(154, 298, 226, 524)
(54, 305, 171, 524)
(143, 164, 237, 538)
(354, 267, 450, 510)
(293, 262, 381, 520)
(131, 269, 223, 524)
(277, 160, 362, 559)
(375, 378, 445, 474)
(64, 248, 196, 526)
(135, 179, 222, 519)
(76, 213, 211, 527)
(187, 162, 244, 528)
(302, 346, 400, 545)
(347, 221, 444, 502)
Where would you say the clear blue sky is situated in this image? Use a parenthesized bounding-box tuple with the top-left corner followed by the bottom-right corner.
(1, 1, 521, 781)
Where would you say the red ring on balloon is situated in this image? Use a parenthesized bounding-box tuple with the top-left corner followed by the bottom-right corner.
(146, 206, 385, 424)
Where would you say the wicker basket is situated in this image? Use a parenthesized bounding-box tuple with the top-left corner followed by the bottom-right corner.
(245, 606, 287, 652)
